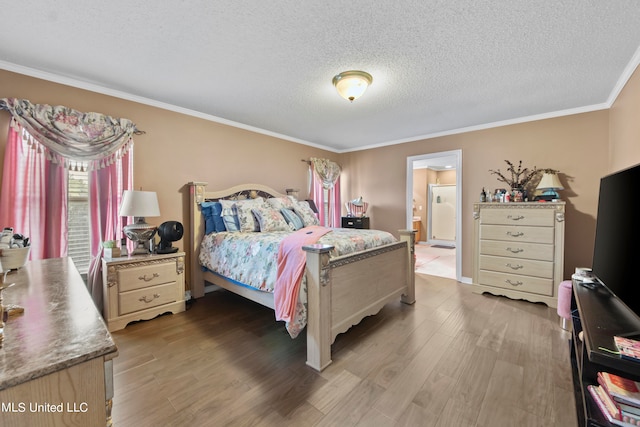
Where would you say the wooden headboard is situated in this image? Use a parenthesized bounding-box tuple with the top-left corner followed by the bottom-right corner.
(187, 182, 288, 298)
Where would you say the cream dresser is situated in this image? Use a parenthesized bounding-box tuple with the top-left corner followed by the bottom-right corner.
(472, 202, 565, 307)
(0, 258, 118, 427)
(102, 252, 186, 332)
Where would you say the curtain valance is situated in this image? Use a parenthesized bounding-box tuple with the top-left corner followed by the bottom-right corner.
(311, 157, 341, 189)
(0, 97, 142, 170)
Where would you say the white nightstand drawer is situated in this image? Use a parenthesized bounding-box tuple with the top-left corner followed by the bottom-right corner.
(119, 282, 179, 315)
(118, 262, 177, 292)
(480, 224, 554, 244)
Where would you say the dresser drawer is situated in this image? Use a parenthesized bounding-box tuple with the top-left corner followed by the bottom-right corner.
(479, 255, 554, 279)
(480, 208, 555, 227)
(478, 270, 554, 296)
(119, 282, 179, 315)
(118, 262, 178, 292)
(480, 240, 554, 261)
(480, 224, 554, 244)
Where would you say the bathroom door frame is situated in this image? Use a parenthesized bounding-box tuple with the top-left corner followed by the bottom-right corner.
(406, 149, 462, 283)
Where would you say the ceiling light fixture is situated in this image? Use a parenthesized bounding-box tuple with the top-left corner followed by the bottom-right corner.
(332, 70, 373, 102)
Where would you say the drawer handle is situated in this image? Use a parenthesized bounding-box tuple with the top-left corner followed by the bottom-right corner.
(505, 263, 523, 270)
(505, 280, 523, 287)
(506, 247, 524, 253)
(507, 215, 525, 221)
(506, 231, 524, 237)
(139, 273, 159, 282)
(139, 293, 160, 303)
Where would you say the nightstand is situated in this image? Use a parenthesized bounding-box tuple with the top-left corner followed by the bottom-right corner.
(102, 252, 186, 332)
(341, 216, 370, 229)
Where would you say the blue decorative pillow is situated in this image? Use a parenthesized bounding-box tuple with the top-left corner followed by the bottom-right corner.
(210, 202, 226, 232)
(200, 201, 226, 234)
(280, 208, 305, 230)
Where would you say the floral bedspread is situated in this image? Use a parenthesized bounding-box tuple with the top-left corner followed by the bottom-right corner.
(199, 228, 397, 338)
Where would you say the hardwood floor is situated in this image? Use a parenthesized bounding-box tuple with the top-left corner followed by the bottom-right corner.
(110, 273, 577, 427)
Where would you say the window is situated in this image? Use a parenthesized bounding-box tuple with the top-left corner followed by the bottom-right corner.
(322, 188, 329, 226)
(67, 169, 90, 275)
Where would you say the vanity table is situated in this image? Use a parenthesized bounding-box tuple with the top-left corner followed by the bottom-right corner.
(0, 257, 118, 427)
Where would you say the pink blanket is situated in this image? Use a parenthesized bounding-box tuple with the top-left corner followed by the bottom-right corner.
(274, 226, 332, 322)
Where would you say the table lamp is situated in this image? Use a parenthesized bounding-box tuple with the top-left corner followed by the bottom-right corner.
(536, 172, 564, 201)
(119, 190, 160, 255)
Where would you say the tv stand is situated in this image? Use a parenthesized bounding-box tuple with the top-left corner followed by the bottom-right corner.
(570, 277, 640, 426)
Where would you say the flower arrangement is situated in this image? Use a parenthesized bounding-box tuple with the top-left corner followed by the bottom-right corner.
(102, 240, 117, 249)
(489, 160, 541, 189)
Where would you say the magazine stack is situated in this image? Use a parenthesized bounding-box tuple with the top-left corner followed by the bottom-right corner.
(588, 371, 640, 426)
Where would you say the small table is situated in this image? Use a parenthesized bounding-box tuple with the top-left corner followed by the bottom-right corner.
(102, 252, 186, 332)
(341, 216, 370, 229)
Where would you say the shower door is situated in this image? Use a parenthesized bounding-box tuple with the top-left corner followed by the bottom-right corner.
(427, 184, 456, 246)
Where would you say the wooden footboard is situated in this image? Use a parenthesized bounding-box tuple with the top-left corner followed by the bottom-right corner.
(303, 230, 415, 371)
(187, 182, 415, 371)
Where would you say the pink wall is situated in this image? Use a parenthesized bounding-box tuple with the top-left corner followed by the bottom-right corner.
(341, 112, 611, 279)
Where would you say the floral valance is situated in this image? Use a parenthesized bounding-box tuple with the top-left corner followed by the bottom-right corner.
(0, 98, 142, 170)
(311, 157, 341, 189)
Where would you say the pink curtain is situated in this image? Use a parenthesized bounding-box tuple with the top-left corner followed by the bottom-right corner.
(1, 100, 140, 310)
(312, 171, 326, 226)
(86, 150, 133, 311)
(328, 177, 341, 227)
(311, 162, 341, 228)
(0, 124, 67, 260)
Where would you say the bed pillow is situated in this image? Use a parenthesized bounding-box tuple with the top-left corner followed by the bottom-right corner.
(200, 201, 217, 234)
(252, 206, 290, 232)
(200, 201, 226, 233)
(266, 196, 295, 210)
(234, 198, 265, 232)
(293, 200, 320, 226)
(280, 208, 305, 230)
(219, 199, 241, 232)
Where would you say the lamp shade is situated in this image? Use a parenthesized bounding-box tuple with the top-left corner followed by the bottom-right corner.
(536, 173, 564, 191)
(332, 70, 373, 102)
(119, 190, 160, 218)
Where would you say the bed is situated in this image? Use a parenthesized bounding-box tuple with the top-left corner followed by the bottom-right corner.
(188, 182, 415, 371)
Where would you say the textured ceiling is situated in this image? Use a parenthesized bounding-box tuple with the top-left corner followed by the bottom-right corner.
(1, 1, 640, 152)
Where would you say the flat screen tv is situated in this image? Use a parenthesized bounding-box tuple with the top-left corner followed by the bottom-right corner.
(591, 163, 640, 317)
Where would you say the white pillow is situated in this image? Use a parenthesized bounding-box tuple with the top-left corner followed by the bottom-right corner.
(252, 206, 290, 232)
(234, 197, 265, 232)
(266, 196, 295, 210)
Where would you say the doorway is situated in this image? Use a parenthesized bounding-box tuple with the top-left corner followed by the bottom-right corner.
(406, 150, 462, 282)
